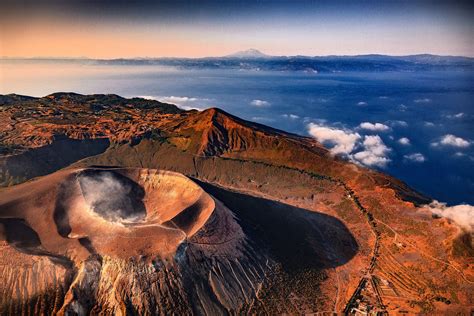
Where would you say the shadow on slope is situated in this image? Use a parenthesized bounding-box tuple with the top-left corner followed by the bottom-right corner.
(0, 136, 110, 187)
(197, 180, 358, 274)
(0, 218, 74, 269)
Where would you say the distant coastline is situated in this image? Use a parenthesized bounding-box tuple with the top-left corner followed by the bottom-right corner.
(2, 53, 473, 73)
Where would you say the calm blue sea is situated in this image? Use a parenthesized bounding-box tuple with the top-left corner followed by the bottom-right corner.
(1, 62, 473, 205)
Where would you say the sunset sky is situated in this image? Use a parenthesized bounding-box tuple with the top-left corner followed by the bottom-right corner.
(1, 0, 473, 58)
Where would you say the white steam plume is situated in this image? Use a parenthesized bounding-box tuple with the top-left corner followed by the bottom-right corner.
(78, 171, 145, 223)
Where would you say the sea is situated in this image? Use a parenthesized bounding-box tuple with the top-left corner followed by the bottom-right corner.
(1, 60, 473, 205)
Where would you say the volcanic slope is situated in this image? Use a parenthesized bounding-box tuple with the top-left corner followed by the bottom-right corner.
(0, 167, 358, 314)
(0, 93, 473, 314)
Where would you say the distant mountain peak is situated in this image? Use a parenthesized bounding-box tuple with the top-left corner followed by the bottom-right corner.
(226, 48, 269, 58)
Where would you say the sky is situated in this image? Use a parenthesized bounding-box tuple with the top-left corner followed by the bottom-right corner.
(0, 0, 473, 58)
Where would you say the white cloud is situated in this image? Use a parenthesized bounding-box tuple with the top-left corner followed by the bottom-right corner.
(424, 201, 474, 232)
(414, 98, 431, 103)
(424, 121, 435, 127)
(398, 137, 411, 145)
(357, 101, 367, 106)
(390, 120, 408, 127)
(432, 134, 471, 148)
(307, 123, 361, 155)
(352, 135, 391, 167)
(139, 95, 209, 111)
(281, 114, 300, 119)
(446, 112, 465, 119)
(441, 134, 470, 147)
(307, 123, 392, 167)
(138, 95, 158, 100)
(250, 99, 271, 107)
(404, 153, 425, 162)
(359, 122, 390, 132)
(159, 96, 198, 103)
(251, 116, 275, 122)
(398, 104, 408, 112)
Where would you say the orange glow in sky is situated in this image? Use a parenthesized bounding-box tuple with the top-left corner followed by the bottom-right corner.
(1, 1, 473, 58)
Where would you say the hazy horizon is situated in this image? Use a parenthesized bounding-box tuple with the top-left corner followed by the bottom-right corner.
(1, 0, 472, 58)
(2, 49, 474, 60)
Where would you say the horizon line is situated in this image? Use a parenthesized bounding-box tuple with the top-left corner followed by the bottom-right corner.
(2, 52, 474, 60)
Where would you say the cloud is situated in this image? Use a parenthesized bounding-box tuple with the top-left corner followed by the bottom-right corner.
(359, 122, 390, 131)
(424, 121, 435, 127)
(446, 112, 465, 119)
(357, 101, 367, 106)
(398, 137, 411, 145)
(307, 123, 391, 167)
(414, 98, 431, 103)
(138, 95, 157, 100)
(440, 134, 470, 147)
(352, 135, 391, 167)
(251, 116, 275, 122)
(432, 134, 471, 148)
(404, 153, 425, 162)
(250, 99, 270, 107)
(398, 104, 408, 112)
(389, 120, 408, 127)
(158, 96, 198, 103)
(424, 201, 474, 232)
(307, 123, 361, 155)
(379, 96, 389, 99)
(452, 152, 474, 160)
(139, 95, 209, 111)
(281, 113, 300, 119)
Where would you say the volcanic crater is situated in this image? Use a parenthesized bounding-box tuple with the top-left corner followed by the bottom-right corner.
(0, 165, 361, 314)
(0, 168, 218, 267)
